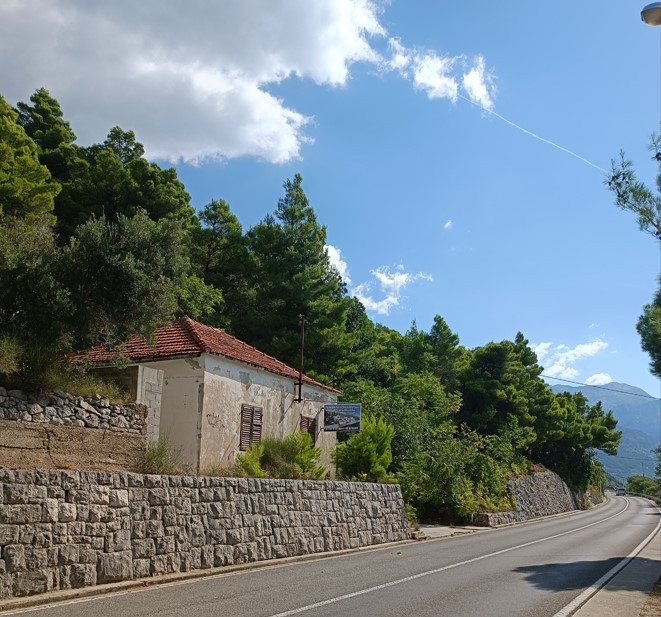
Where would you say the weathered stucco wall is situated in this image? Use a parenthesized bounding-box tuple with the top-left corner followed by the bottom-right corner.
(474, 471, 579, 526)
(201, 354, 337, 471)
(0, 470, 409, 600)
(141, 358, 204, 473)
(136, 367, 163, 443)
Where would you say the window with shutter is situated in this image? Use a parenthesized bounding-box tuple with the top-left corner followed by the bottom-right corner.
(300, 415, 317, 442)
(240, 404, 263, 451)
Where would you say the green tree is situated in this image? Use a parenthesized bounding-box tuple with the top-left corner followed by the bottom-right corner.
(189, 198, 251, 327)
(625, 475, 658, 495)
(235, 174, 353, 381)
(528, 392, 620, 490)
(0, 95, 59, 220)
(607, 130, 661, 377)
(16, 90, 195, 239)
(59, 212, 191, 349)
(636, 285, 661, 378)
(607, 130, 661, 240)
(333, 416, 395, 483)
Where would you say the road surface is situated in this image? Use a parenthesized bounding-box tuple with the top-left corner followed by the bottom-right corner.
(4, 496, 659, 617)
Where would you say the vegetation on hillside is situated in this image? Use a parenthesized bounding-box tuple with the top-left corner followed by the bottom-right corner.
(0, 88, 625, 520)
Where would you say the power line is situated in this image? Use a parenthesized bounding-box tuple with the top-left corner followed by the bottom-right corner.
(541, 375, 660, 400)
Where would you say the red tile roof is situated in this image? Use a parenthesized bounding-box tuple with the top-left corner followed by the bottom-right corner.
(78, 317, 340, 394)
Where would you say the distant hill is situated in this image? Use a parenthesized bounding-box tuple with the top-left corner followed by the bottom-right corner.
(549, 382, 660, 484)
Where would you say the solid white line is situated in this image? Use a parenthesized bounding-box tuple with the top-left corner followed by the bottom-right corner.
(551, 498, 661, 617)
(266, 501, 631, 617)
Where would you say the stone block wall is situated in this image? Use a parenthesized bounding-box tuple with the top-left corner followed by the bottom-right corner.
(474, 471, 578, 526)
(0, 470, 409, 599)
(0, 388, 146, 434)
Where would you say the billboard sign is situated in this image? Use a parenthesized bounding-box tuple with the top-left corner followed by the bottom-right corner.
(323, 403, 361, 432)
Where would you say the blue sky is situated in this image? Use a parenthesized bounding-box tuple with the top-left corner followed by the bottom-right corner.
(1, 1, 659, 395)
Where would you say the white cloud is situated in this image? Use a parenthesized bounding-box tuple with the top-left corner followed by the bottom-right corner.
(0, 2, 497, 165)
(325, 244, 351, 284)
(385, 39, 495, 109)
(585, 373, 613, 386)
(0, 0, 384, 164)
(538, 339, 609, 380)
(353, 265, 432, 315)
(461, 56, 494, 111)
(531, 342, 552, 362)
(443, 220, 453, 230)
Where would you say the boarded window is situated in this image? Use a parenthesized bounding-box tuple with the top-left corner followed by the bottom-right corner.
(240, 404, 263, 451)
(300, 415, 317, 442)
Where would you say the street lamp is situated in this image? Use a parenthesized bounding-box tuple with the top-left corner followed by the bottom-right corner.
(641, 2, 661, 25)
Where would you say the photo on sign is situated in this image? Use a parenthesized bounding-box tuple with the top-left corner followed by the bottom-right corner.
(323, 403, 361, 432)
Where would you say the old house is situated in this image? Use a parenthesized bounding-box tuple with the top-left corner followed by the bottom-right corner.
(82, 317, 339, 473)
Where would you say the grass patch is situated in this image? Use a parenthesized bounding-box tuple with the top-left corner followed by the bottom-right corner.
(141, 438, 181, 475)
(44, 366, 125, 402)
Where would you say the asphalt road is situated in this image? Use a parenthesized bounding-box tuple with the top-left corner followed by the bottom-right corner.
(5, 496, 660, 617)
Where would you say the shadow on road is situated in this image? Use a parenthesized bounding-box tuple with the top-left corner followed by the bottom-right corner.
(514, 557, 660, 593)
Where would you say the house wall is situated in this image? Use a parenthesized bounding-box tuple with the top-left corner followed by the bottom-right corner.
(141, 358, 204, 473)
(136, 366, 163, 442)
(200, 354, 337, 473)
(91, 366, 163, 443)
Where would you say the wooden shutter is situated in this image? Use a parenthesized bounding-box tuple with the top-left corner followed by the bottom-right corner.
(251, 407, 262, 446)
(240, 404, 263, 451)
(300, 416, 317, 442)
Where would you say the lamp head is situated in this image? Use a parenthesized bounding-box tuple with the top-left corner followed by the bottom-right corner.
(641, 2, 661, 25)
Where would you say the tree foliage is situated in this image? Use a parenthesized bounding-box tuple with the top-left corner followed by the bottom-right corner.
(333, 416, 395, 483)
(0, 95, 59, 220)
(607, 129, 661, 378)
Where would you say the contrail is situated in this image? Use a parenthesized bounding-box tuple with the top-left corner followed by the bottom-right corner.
(458, 94, 607, 173)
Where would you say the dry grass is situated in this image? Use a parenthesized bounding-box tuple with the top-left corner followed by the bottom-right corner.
(639, 575, 661, 617)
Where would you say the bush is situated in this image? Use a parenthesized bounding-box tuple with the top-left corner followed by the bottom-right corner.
(141, 437, 181, 475)
(332, 416, 395, 483)
(0, 335, 22, 376)
(44, 363, 125, 401)
(234, 431, 326, 480)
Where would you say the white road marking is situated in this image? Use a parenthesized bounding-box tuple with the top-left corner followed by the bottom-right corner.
(551, 498, 661, 617)
(266, 501, 632, 617)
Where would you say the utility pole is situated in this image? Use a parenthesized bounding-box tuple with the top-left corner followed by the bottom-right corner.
(295, 314, 305, 403)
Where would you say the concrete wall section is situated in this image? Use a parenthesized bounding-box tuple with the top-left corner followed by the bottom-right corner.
(200, 354, 337, 471)
(142, 358, 204, 473)
(0, 421, 145, 472)
(0, 470, 410, 600)
(136, 366, 163, 443)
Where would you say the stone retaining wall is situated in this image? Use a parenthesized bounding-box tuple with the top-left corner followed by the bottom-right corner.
(0, 470, 409, 599)
(0, 388, 146, 434)
(474, 471, 579, 526)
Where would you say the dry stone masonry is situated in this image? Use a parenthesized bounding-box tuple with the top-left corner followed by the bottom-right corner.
(474, 471, 580, 526)
(0, 470, 409, 599)
(0, 388, 146, 434)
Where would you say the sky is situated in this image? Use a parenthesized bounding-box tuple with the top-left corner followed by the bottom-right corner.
(1, 0, 660, 396)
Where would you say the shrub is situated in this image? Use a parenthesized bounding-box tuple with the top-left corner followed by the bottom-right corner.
(332, 416, 395, 483)
(234, 432, 326, 480)
(141, 437, 181, 475)
(0, 335, 22, 376)
(44, 363, 125, 401)
(235, 444, 267, 478)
